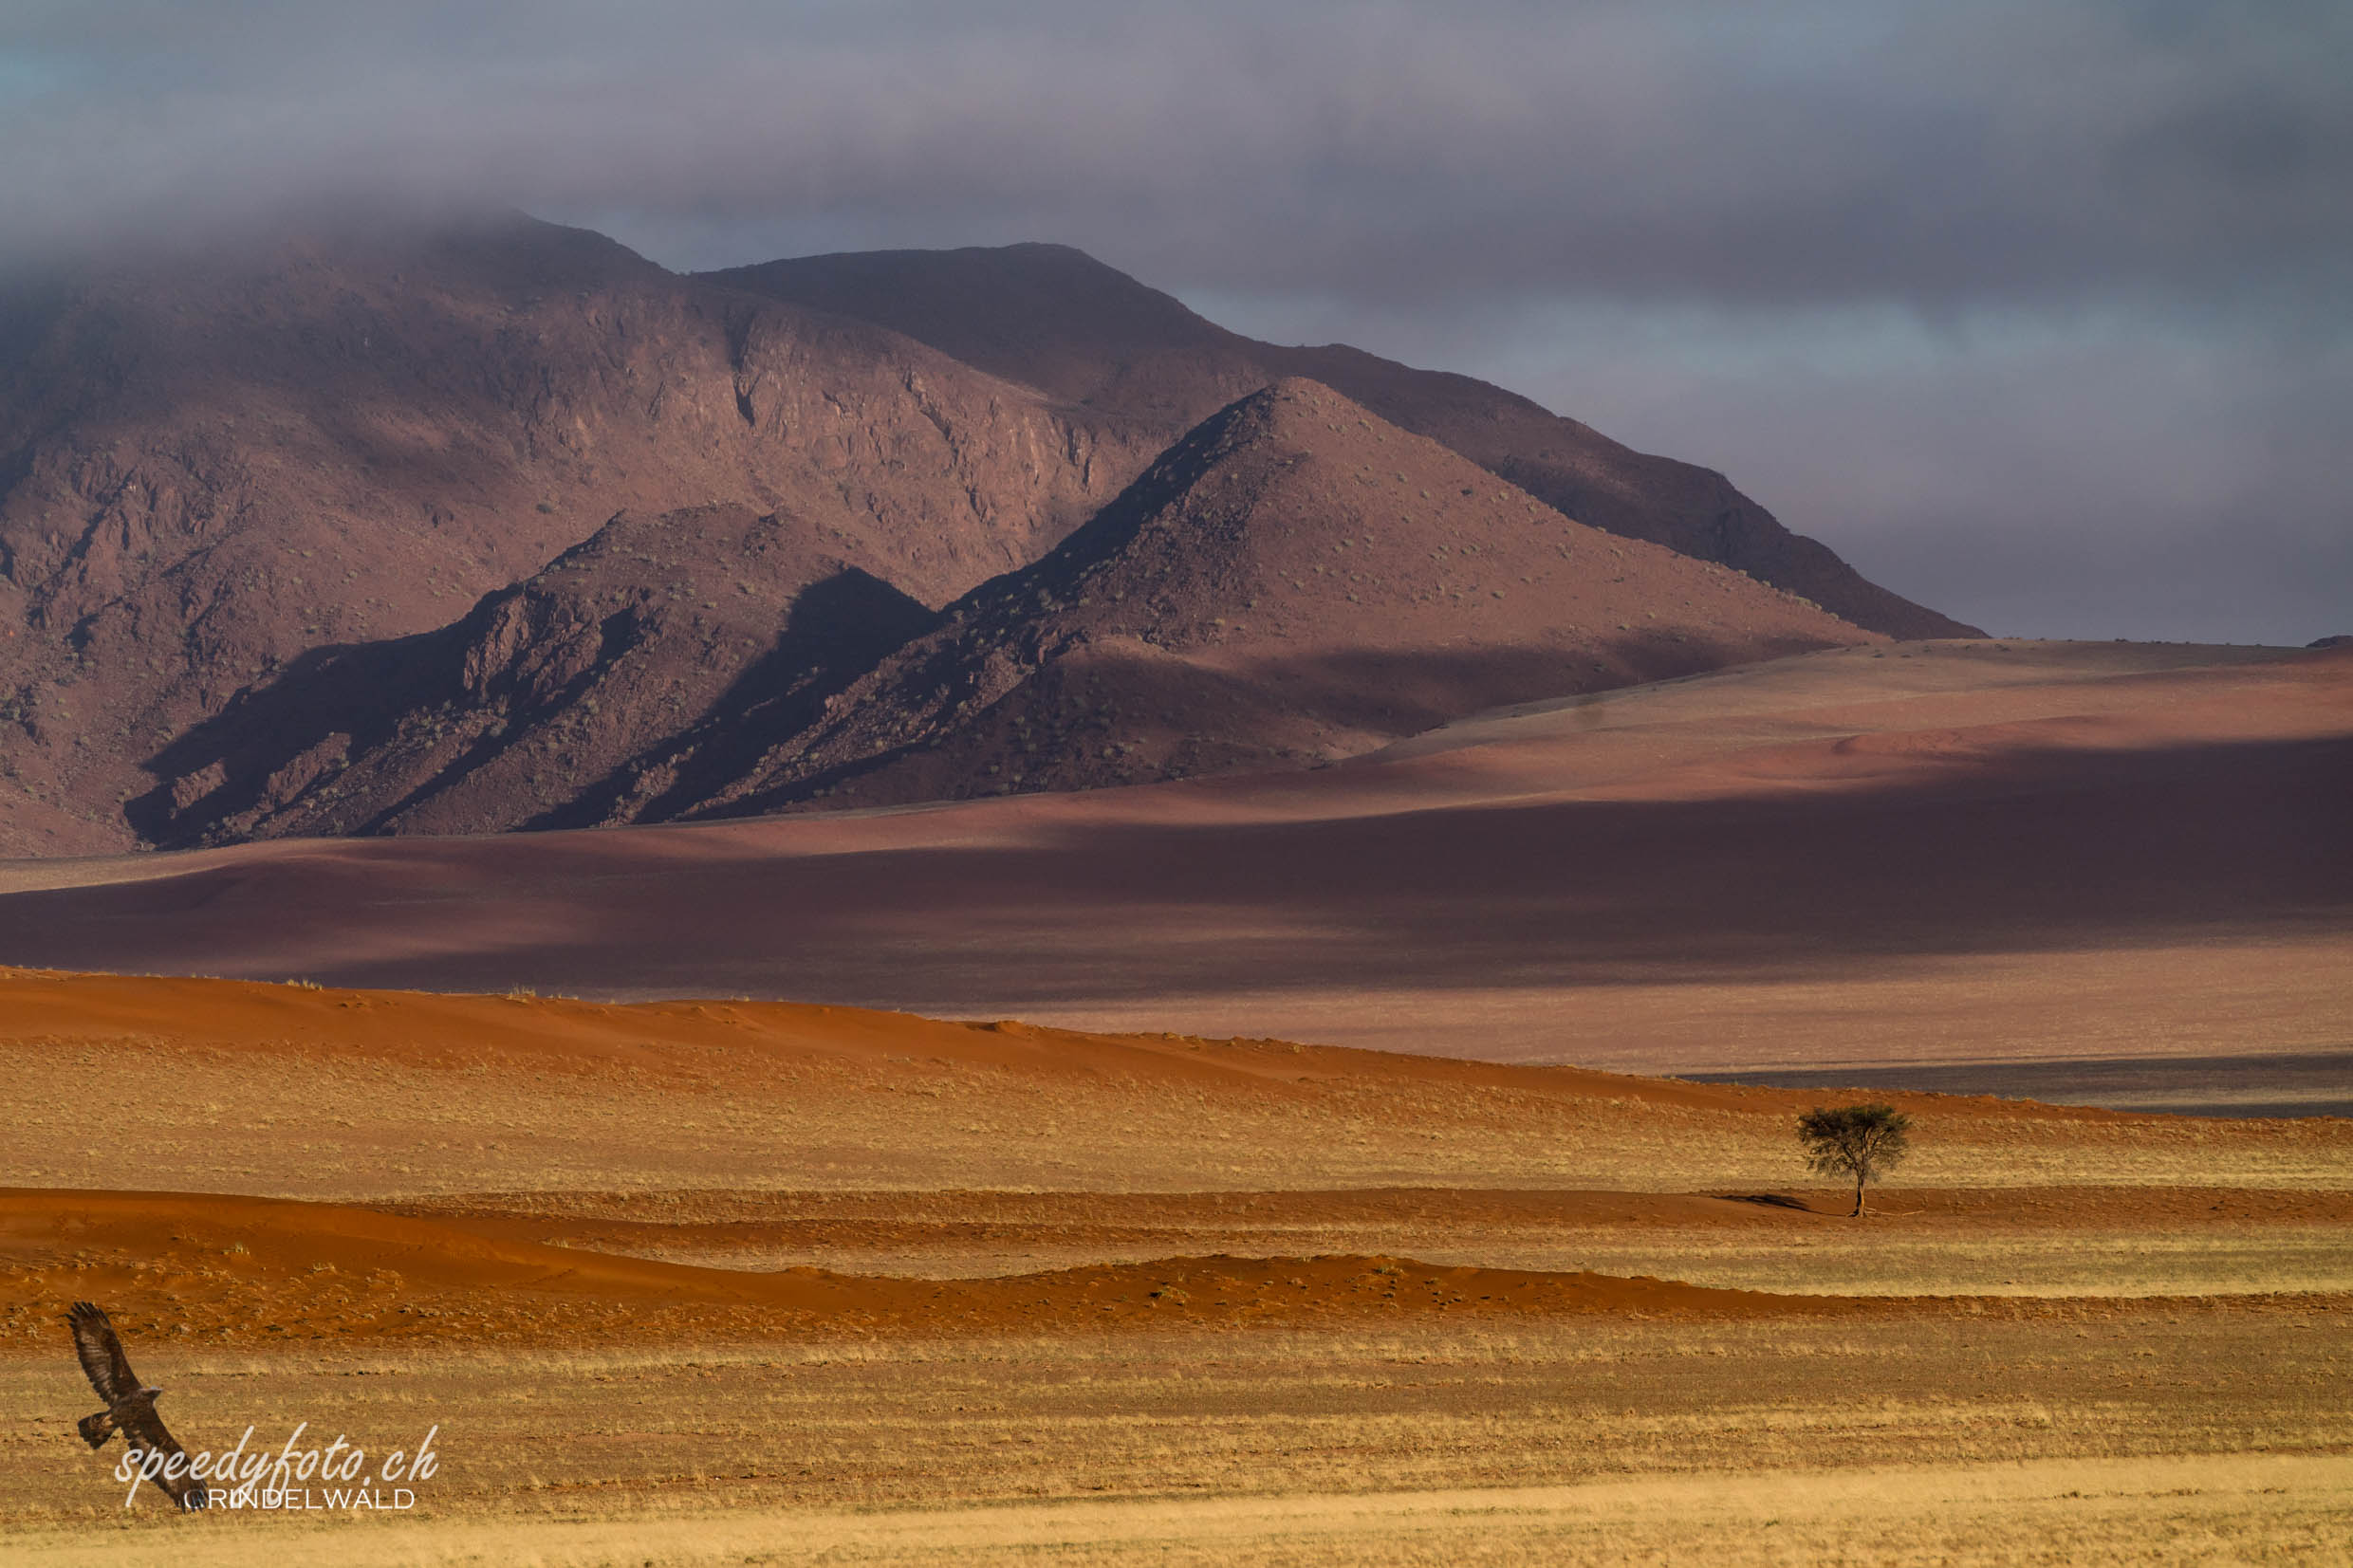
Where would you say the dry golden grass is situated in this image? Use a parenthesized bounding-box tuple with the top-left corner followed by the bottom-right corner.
(1504, 1225, 2353, 1297)
(2, 970, 2346, 1562)
(4, 1318, 2349, 1562)
(9, 1462, 2353, 1566)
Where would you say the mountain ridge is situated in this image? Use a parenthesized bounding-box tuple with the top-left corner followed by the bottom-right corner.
(708, 243, 1980, 642)
(129, 380, 1875, 841)
(0, 213, 1964, 855)
(0, 215, 1153, 852)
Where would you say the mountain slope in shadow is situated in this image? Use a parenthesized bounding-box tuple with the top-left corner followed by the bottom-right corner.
(132, 503, 934, 844)
(676, 378, 1875, 818)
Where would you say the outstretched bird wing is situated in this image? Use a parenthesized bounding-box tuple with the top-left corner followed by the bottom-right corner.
(66, 1301, 139, 1405)
(119, 1402, 210, 1509)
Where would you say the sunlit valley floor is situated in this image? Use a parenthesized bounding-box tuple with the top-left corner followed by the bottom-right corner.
(0, 969, 2346, 1564)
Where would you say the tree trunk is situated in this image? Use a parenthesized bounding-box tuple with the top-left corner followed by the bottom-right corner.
(1851, 1170, 1865, 1217)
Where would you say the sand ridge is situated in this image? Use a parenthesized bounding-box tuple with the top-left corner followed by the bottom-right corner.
(0, 964, 2150, 1115)
(5, 1188, 2340, 1353)
(0, 1187, 1858, 1344)
(6, 967, 2346, 1208)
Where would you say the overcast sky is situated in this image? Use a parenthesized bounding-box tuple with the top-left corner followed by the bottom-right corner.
(6, 2, 2347, 641)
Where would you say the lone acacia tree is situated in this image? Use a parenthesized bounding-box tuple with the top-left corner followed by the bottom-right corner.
(1797, 1104, 1913, 1216)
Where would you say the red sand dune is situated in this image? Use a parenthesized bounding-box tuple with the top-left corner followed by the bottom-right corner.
(0, 965, 2138, 1119)
(7, 1188, 2324, 1349)
(0, 1187, 1860, 1345)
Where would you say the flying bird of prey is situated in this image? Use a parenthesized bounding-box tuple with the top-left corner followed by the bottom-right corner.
(66, 1301, 210, 1509)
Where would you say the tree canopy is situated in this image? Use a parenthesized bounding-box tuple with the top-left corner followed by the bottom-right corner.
(1796, 1103, 1912, 1216)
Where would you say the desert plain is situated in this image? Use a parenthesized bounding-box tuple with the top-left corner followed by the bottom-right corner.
(1, 637, 2347, 1564)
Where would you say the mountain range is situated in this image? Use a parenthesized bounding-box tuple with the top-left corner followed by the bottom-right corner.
(0, 212, 1974, 855)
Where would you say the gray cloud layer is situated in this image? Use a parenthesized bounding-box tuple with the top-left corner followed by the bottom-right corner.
(6, 2, 2347, 639)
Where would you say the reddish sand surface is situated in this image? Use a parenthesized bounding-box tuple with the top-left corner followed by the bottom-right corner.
(2, 1187, 1894, 1347)
(28, 971, 2256, 1343)
(0, 970, 2342, 1338)
(0, 639, 2344, 1106)
(10, 1183, 2344, 1355)
(2, 964, 2344, 1239)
